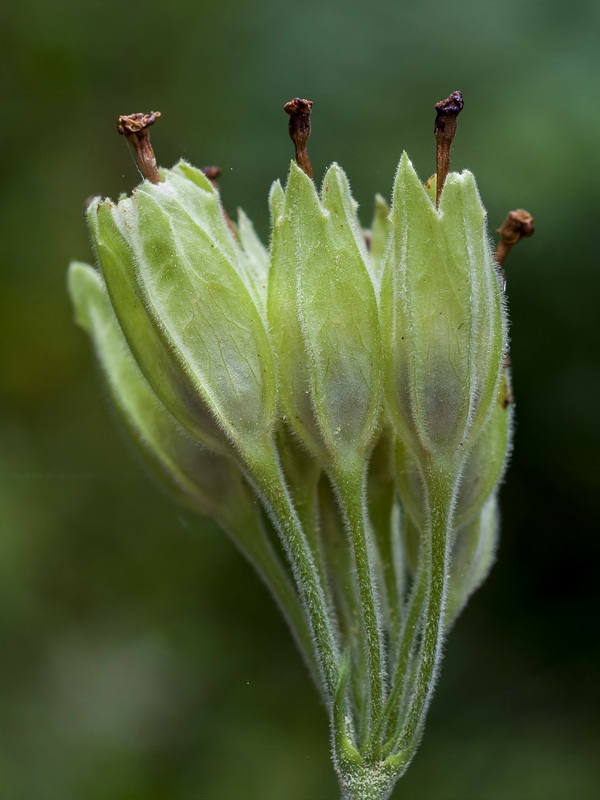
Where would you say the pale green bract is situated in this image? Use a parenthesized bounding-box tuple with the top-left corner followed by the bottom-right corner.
(69, 153, 511, 800)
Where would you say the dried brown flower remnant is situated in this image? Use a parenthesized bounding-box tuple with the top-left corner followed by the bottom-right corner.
(201, 165, 222, 188)
(117, 111, 162, 184)
(284, 97, 314, 179)
(200, 165, 237, 236)
(434, 91, 464, 206)
(495, 209, 535, 265)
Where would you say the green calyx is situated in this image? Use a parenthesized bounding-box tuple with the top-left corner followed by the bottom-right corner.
(86, 161, 277, 460)
(381, 153, 505, 464)
(69, 132, 515, 800)
(269, 161, 381, 468)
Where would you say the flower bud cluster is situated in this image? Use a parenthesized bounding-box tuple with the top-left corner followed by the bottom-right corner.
(69, 102, 519, 800)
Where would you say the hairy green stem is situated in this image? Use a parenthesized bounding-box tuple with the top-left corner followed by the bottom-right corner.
(391, 463, 457, 755)
(375, 552, 428, 752)
(337, 760, 398, 800)
(369, 480, 403, 648)
(245, 444, 341, 699)
(332, 463, 386, 751)
(367, 431, 404, 646)
(319, 478, 365, 730)
(278, 433, 339, 635)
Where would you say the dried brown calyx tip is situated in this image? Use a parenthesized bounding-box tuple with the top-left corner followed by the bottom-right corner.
(495, 209, 535, 266)
(499, 374, 514, 407)
(200, 165, 237, 236)
(117, 111, 162, 184)
(434, 90, 464, 206)
(284, 97, 314, 179)
(201, 165, 222, 188)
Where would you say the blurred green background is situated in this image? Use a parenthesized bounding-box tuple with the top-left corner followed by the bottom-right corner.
(1, 0, 599, 797)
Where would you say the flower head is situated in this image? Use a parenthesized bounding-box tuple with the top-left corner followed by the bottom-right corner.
(68, 93, 533, 800)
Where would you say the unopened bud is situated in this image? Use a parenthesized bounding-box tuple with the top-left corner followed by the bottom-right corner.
(269, 161, 381, 468)
(84, 161, 277, 458)
(381, 153, 505, 468)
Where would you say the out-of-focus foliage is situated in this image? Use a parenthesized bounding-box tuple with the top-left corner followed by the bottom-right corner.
(0, 0, 599, 797)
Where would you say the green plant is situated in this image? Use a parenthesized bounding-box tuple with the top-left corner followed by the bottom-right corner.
(68, 93, 532, 799)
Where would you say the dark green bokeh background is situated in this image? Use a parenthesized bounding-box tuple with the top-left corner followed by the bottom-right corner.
(1, 0, 599, 797)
